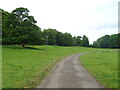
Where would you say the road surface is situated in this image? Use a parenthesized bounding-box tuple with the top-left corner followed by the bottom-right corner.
(38, 53, 103, 88)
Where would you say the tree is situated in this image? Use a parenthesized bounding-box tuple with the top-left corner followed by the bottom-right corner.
(94, 35, 110, 48)
(56, 31, 65, 46)
(93, 34, 120, 48)
(1, 9, 11, 44)
(76, 36, 82, 46)
(72, 36, 77, 46)
(109, 34, 119, 48)
(0, 9, 1, 44)
(82, 35, 89, 47)
(63, 33, 73, 46)
(93, 41, 98, 48)
(1, 8, 93, 47)
(100, 35, 110, 48)
(43, 29, 57, 45)
(6, 7, 42, 47)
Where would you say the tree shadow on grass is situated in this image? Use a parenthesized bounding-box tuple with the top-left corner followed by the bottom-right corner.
(3, 45, 45, 50)
(24, 46, 44, 50)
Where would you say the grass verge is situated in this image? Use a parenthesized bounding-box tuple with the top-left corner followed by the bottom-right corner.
(80, 50, 118, 88)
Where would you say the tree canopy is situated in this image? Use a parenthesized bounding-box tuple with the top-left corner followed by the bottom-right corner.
(2, 7, 43, 47)
(1, 7, 119, 48)
(93, 34, 120, 48)
(1, 7, 90, 47)
(81, 35, 89, 47)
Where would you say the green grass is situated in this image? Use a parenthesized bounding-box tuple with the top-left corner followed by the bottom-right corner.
(3, 45, 118, 88)
(80, 50, 118, 88)
(2, 45, 98, 88)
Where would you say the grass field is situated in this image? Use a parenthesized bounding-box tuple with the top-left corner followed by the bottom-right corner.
(2, 45, 118, 88)
(2, 45, 99, 88)
(80, 50, 118, 88)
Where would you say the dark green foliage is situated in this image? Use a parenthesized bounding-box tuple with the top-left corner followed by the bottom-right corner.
(72, 36, 77, 46)
(2, 7, 91, 47)
(2, 7, 119, 48)
(56, 31, 65, 46)
(76, 36, 82, 46)
(109, 34, 119, 48)
(81, 35, 89, 47)
(2, 7, 43, 47)
(63, 33, 73, 46)
(93, 41, 98, 48)
(98, 35, 110, 48)
(93, 34, 120, 48)
(43, 29, 57, 45)
(1, 9, 11, 44)
(0, 9, 2, 44)
(43, 29, 83, 46)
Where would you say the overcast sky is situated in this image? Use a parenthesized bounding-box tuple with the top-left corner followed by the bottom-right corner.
(0, 0, 119, 44)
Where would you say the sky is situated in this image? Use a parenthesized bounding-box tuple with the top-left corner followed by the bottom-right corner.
(0, 0, 119, 44)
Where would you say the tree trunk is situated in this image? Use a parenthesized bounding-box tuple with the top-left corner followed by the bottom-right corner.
(22, 44, 25, 48)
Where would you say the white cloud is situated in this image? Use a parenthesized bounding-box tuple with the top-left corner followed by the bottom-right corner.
(0, 0, 119, 44)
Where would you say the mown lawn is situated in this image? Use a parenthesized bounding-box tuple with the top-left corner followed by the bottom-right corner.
(2, 45, 98, 88)
(80, 50, 118, 88)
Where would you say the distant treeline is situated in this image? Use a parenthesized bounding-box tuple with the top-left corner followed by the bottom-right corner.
(1, 7, 120, 48)
(93, 34, 120, 48)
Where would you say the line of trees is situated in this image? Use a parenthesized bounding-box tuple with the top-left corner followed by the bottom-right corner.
(1, 7, 89, 47)
(1, 7, 119, 48)
(93, 34, 120, 48)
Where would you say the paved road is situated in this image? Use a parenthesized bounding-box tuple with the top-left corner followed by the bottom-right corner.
(38, 53, 103, 88)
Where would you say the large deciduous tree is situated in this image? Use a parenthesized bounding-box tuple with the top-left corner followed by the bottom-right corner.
(6, 7, 42, 47)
